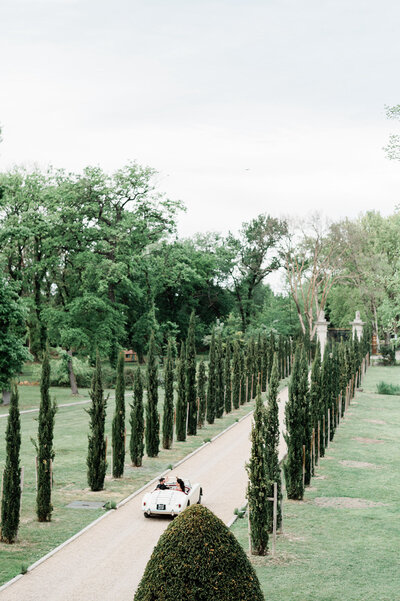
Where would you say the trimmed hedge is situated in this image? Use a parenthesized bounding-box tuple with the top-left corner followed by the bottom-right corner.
(134, 504, 265, 601)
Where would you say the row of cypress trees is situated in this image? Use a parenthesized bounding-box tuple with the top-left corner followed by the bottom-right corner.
(284, 334, 370, 501)
(1, 347, 57, 544)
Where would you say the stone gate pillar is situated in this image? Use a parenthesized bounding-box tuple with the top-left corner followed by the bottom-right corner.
(315, 310, 329, 358)
(350, 311, 365, 341)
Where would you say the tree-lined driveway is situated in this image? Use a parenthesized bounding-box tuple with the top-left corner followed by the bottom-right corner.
(1, 387, 288, 601)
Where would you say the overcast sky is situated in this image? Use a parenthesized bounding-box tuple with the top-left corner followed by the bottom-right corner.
(1, 0, 400, 236)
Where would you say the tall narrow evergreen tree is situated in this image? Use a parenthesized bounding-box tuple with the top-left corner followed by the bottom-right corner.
(319, 345, 330, 455)
(87, 350, 107, 492)
(246, 385, 269, 555)
(264, 354, 282, 531)
(162, 340, 174, 449)
(112, 351, 125, 478)
(224, 341, 232, 414)
(36, 348, 57, 519)
(215, 334, 224, 418)
(176, 342, 187, 441)
(186, 312, 197, 436)
(250, 338, 257, 399)
(240, 346, 246, 404)
(130, 367, 144, 466)
(309, 345, 321, 473)
(1, 383, 21, 543)
(267, 333, 275, 385)
(245, 342, 252, 402)
(206, 330, 216, 423)
(256, 333, 263, 388)
(197, 360, 207, 428)
(284, 346, 307, 500)
(145, 331, 160, 457)
(301, 349, 312, 486)
(261, 334, 268, 392)
(232, 340, 241, 410)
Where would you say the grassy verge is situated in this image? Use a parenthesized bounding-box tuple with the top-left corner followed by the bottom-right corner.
(0, 378, 288, 585)
(232, 365, 400, 601)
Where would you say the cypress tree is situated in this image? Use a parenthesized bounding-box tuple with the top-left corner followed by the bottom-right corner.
(309, 345, 321, 473)
(162, 340, 174, 449)
(339, 341, 348, 417)
(87, 350, 107, 492)
(36, 348, 57, 519)
(301, 348, 312, 486)
(224, 341, 232, 414)
(1, 383, 21, 543)
(176, 342, 187, 441)
(261, 333, 268, 392)
(197, 360, 207, 428)
(246, 385, 269, 555)
(250, 338, 257, 399)
(232, 340, 241, 410)
(215, 334, 224, 418)
(284, 346, 307, 500)
(112, 351, 125, 478)
(130, 367, 144, 466)
(256, 333, 263, 389)
(186, 312, 197, 436)
(240, 345, 246, 404)
(145, 331, 160, 457)
(268, 333, 275, 384)
(244, 341, 252, 402)
(206, 331, 216, 423)
(264, 354, 282, 531)
(320, 345, 330, 454)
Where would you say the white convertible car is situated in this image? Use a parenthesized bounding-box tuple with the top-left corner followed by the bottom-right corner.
(142, 478, 202, 518)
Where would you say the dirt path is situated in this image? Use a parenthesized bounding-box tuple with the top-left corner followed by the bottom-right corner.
(1, 387, 288, 601)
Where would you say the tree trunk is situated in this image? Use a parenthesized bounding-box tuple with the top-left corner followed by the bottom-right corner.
(67, 350, 79, 395)
(2, 390, 11, 405)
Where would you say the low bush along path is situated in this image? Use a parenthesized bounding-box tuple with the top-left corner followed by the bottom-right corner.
(232, 363, 400, 601)
(0, 387, 289, 601)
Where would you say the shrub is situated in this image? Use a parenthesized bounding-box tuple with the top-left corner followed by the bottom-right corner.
(376, 381, 400, 395)
(134, 504, 265, 601)
(380, 345, 395, 366)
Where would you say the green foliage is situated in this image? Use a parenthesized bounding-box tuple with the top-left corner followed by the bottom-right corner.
(376, 381, 400, 395)
(35, 349, 57, 520)
(206, 330, 216, 423)
(86, 351, 107, 491)
(264, 354, 282, 531)
(284, 346, 308, 500)
(112, 352, 125, 478)
(0, 384, 21, 543)
(145, 332, 160, 457)
(134, 504, 265, 601)
(246, 385, 269, 555)
(215, 334, 224, 418)
(0, 275, 31, 391)
(197, 360, 207, 428)
(185, 311, 197, 436)
(224, 341, 232, 413)
(162, 340, 174, 449)
(232, 340, 241, 409)
(380, 345, 395, 365)
(129, 367, 144, 467)
(175, 342, 186, 441)
(309, 347, 321, 474)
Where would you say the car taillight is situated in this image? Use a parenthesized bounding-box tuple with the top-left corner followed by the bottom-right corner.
(143, 502, 146, 506)
(178, 504, 181, 508)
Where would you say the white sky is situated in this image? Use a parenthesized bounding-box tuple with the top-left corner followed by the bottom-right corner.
(1, 0, 400, 237)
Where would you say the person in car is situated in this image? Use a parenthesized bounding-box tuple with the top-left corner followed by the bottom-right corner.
(176, 476, 186, 494)
(156, 477, 168, 490)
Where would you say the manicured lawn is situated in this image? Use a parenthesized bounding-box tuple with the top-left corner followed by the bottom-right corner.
(232, 364, 400, 601)
(0, 376, 288, 585)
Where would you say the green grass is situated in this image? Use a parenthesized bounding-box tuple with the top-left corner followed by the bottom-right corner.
(232, 365, 400, 601)
(0, 377, 288, 585)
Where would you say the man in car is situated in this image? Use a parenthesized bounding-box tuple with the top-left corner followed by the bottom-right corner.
(156, 477, 168, 490)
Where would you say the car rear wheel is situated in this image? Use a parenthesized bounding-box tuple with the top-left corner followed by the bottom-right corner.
(197, 487, 203, 504)
(144, 513, 150, 518)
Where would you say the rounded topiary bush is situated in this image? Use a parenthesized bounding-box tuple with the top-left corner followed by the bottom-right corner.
(134, 504, 265, 601)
